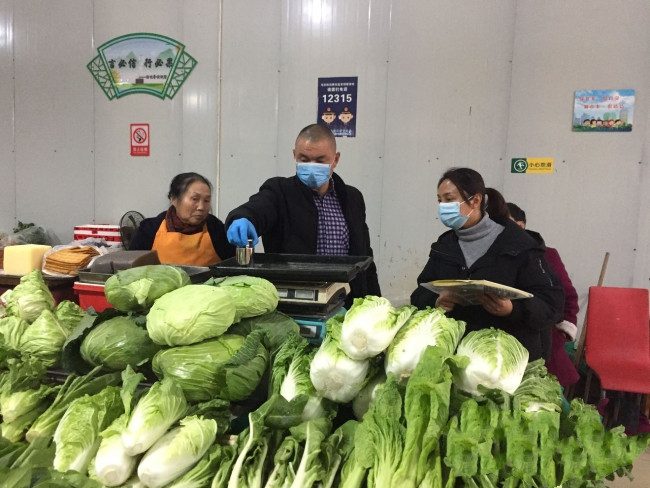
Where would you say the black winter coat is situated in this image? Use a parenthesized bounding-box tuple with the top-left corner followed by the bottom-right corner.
(130, 212, 235, 261)
(410, 219, 564, 360)
(225, 173, 381, 307)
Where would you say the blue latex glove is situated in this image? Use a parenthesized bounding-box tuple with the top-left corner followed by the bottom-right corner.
(227, 218, 259, 247)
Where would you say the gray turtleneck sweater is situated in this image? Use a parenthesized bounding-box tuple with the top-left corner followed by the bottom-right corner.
(456, 213, 505, 268)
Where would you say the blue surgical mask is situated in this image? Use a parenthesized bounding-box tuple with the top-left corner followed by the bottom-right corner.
(438, 200, 473, 229)
(296, 162, 331, 189)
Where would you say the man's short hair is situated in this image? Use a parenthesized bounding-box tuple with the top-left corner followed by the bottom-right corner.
(296, 124, 337, 150)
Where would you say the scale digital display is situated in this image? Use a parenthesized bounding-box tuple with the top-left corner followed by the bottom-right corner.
(295, 289, 317, 300)
(274, 282, 349, 306)
(274, 288, 317, 300)
(276, 289, 289, 298)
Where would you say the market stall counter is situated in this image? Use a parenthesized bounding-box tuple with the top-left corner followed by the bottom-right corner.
(0, 271, 78, 304)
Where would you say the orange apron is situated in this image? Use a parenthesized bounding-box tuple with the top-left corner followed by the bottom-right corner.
(152, 220, 220, 266)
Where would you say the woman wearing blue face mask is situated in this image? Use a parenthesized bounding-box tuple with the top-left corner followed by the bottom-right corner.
(410, 167, 564, 361)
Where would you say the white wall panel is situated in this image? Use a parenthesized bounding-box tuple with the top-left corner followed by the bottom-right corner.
(12, 1, 95, 243)
(504, 1, 650, 322)
(0, 1, 15, 233)
(92, 0, 221, 226)
(218, 0, 282, 221)
(380, 1, 517, 304)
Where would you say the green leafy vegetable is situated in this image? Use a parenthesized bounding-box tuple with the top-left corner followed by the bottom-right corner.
(91, 414, 137, 487)
(18, 309, 71, 367)
(310, 315, 372, 403)
(52, 385, 123, 473)
(80, 315, 160, 371)
(54, 300, 86, 331)
(26, 368, 122, 443)
(454, 327, 529, 395)
(137, 416, 218, 488)
(340, 296, 415, 360)
(121, 377, 188, 456)
(385, 306, 465, 383)
(146, 284, 236, 346)
(167, 443, 235, 488)
(87, 367, 144, 486)
(0, 316, 30, 350)
(227, 310, 301, 356)
(152, 332, 268, 402)
(513, 359, 564, 413)
(104, 264, 190, 312)
(351, 371, 385, 421)
(354, 374, 406, 488)
(209, 275, 279, 323)
(271, 332, 330, 421)
(4, 270, 55, 323)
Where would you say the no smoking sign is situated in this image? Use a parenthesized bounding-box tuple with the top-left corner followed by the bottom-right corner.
(130, 123, 150, 156)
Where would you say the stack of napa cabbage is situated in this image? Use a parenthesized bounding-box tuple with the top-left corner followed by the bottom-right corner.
(0, 269, 85, 367)
(79, 265, 281, 404)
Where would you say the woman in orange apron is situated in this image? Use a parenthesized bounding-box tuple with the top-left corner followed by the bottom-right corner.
(129, 172, 235, 266)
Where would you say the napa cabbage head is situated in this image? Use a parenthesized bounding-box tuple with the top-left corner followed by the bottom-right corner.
(385, 307, 466, 383)
(4, 269, 55, 323)
(53, 386, 123, 473)
(136, 415, 217, 488)
(454, 328, 529, 396)
(80, 315, 160, 371)
(104, 264, 191, 312)
(513, 359, 564, 414)
(0, 315, 30, 350)
(310, 315, 372, 403)
(0, 383, 56, 424)
(352, 371, 386, 421)
(152, 333, 268, 402)
(271, 332, 328, 421)
(340, 296, 415, 360)
(18, 309, 71, 366)
(121, 377, 188, 456)
(54, 300, 86, 331)
(91, 414, 137, 487)
(146, 284, 236, 346)
(209, 275, 279, 322)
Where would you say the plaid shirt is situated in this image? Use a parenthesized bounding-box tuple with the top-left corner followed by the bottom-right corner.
(313, 179, 350, 255)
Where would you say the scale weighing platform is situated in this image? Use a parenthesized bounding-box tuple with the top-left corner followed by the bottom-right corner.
(211, 253, 372, 343)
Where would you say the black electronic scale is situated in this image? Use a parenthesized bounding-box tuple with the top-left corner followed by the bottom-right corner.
(211, 253, 373, 343)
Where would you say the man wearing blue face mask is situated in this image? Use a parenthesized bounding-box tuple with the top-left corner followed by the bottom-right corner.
(225, 124, 380, 306)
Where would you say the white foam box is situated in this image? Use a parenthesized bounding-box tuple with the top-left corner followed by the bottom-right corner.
(73, 224, 121, 245)
(3, 244, 52, 275)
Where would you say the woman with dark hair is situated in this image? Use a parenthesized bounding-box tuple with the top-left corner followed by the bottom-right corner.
(507, 201, 580, 386)
(410, 167, 564, 360)
(130, 172, 235, 266)
(484, 187, 511, 225)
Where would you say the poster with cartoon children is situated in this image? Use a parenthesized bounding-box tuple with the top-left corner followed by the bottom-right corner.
(317, 77, 358, 137)
(572, 89, 634, 132)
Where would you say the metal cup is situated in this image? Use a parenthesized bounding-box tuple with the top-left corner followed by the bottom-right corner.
(236, 239, 254, 266)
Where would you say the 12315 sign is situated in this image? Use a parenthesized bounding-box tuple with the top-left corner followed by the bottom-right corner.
(321, 93, 353, 104)
(317, 77, 358, 138)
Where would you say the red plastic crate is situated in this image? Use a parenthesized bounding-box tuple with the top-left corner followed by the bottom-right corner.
(73, 224, 121, 244)
(73, 282, 112, 312)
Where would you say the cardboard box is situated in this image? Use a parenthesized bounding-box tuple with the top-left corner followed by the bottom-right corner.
(73, 225, 121, 245)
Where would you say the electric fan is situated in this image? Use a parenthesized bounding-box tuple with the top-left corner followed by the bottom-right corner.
(119, 210, 145, 250)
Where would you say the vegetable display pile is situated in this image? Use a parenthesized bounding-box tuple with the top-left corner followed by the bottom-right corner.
(0, 268, 648, 487)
